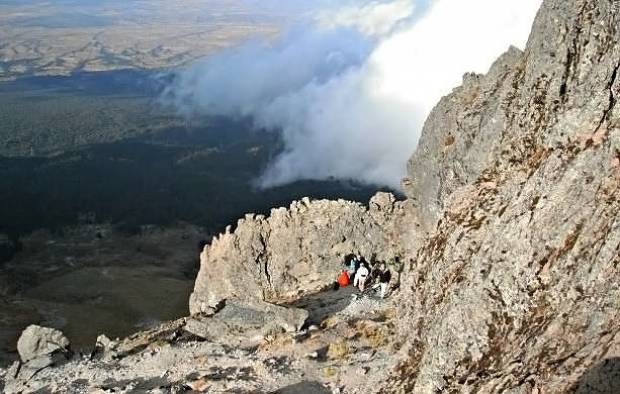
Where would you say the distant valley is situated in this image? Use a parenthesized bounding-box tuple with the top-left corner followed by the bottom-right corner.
(0, 70, 385, 237)
(0, 0, 306, 81)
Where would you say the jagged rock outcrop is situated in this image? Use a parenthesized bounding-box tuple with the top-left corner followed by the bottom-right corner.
(404, 46, 525, 229)
(381, 0, 620, 392)
(190, 193, 421, 313)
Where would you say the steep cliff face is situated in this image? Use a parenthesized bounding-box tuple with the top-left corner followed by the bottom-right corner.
(404, 47, 525, 229)
(190, 193, 421, 313)
(384, 0, 620, 392)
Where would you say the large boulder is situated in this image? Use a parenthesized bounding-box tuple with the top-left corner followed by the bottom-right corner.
(17, 325, 71, 367)
(189, 193, 422, 314)
(215, 299, 308, 333)
(185, 299, 309, 346)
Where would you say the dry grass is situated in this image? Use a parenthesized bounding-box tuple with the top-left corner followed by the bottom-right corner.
(257, 333, 295, 354)
(323, 366, 338, 378)
(354, 321, 390, 349)
(321, 315, 344, 330)
(444, 134, 456, 147)
(327, 340, 350, 360)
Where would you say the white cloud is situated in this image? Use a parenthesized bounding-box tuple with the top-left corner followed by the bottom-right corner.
(316, 0, 416, 36)
(163, 26, 373, 119)
(371, 0, 541, 116)
(163, 0, 543, 189)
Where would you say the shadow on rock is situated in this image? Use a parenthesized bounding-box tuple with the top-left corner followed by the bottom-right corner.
(274, 381, 331, 394)
(574, 358, 620, 394)
(289, 286, 357, 325)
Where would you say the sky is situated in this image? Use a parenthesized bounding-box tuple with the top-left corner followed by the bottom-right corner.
(163, 0, 543, 189)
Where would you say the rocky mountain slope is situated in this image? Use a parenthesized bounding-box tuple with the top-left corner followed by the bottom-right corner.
(2, 0, 619, 392)
(381, 0, 620, 392)
(192, 0, 620, 391)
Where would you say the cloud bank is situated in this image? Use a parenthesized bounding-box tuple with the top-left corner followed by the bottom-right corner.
(316, 0, 416, 36)
(163, 0, 542, 189)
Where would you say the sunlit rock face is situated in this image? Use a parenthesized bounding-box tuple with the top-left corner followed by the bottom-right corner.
(190, 193, 423, 314)
(381, 0, 620, 392)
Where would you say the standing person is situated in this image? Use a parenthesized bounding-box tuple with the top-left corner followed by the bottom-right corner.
(353, 261, 370, 292)
(369, 259, 381, 285)
(376, 262, 392, 298)
(347, 254, 358, 277)
(359, 255, 368, 271)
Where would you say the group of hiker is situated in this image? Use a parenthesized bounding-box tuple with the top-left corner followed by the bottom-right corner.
(336, 253, 394, 298)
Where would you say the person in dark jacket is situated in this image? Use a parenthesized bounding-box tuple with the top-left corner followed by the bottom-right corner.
(372, 262, 392, 298)
(346, 254, 358, 277)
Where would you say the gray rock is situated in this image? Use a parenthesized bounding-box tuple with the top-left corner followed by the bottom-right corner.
(275, 381, 331, 394)
(95, 334, 116, 350)
(93, 334, 119, 360)
(16, 325, 71, 366)
(184, 316, 234, 343)
(190, 193, 422, 313)
(305, 351, 319, 360)
(6, 361, 20, 380)
(185, 300, 309, 345)
(218, 299, 308, 333)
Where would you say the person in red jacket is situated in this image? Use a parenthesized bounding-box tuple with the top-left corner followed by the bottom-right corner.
(337, 270, 350, 288)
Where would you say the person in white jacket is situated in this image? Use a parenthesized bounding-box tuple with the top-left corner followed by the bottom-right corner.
(353, 262, 370, 292)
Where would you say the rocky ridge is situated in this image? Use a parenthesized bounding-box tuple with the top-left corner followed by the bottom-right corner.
(190, 193, 421, 313)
